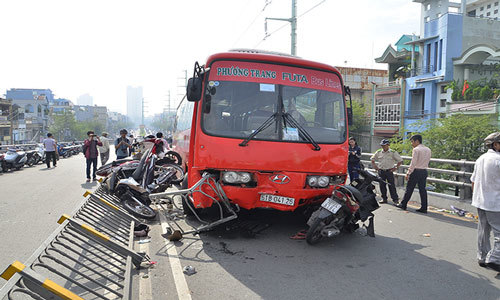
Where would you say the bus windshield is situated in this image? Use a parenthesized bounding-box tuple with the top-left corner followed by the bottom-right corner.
(202, 61, 347, 144)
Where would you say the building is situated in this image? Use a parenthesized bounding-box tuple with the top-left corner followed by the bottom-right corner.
(335, 67, 389, 104)
(466, 0, 500, 18)
(373, 0, 500, 138)
(404, 0, 500, 130)
(0, 98, 12, 143)
(127, 86, 143, 126)
(74, 105, 108, 126)
(49, 98, 74, 115)
(77, 93, 93, 106)
(5, 88, 52, 143)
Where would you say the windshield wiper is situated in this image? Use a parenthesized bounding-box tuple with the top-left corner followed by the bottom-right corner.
(239, 113, 278, 147)
(283, 113, 321, 151)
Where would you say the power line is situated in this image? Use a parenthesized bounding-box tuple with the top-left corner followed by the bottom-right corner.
(233, 0, 273, 47)
(255, 0, 326, 49)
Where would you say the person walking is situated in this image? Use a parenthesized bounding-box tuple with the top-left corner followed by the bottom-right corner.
(470, 132, 500, 272)
(397, 134, 432, 213)
(348, 137, 362, 182)
(42, 133, 57, 168)
(371, 139, 403, 204)
(98, 132, 110, 166)
(83, 131, 102, 182)
(115, 129, 131, 160)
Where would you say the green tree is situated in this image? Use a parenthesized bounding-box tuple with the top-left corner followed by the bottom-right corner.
(391, 114, 496, 161)
(480, 85, 493, 100)
(49, 111, 78, 141)
(349, 101, 370, 133)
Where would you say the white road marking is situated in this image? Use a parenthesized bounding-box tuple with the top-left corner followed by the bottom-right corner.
(139, 239, 153, 300)
(158, 210, 192, 300)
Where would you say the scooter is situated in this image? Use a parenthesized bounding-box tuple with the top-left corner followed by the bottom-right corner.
(4, 148, 28, 171)
(24, 150, 38, 167)
(34, 144, 45, 164)
(305, 168, 382, 245)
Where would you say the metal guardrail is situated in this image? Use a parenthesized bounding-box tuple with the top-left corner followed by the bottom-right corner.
(0, 190, 145, 300)
(361, 153, 474, 200)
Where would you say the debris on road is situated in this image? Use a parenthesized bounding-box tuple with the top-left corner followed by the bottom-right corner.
(183, 265, 197, 275)
(138, 238, 152, 244)
(423, 233, 431, 237)
(167, 230, 183, 241)
(451, 205, 467, 217)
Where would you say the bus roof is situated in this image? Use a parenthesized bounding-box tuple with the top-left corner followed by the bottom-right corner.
(205, 50, 342, 76)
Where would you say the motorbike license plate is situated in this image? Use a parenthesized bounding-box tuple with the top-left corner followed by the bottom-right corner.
(260, 194, 295, 206)
(321, 198, 342, 214)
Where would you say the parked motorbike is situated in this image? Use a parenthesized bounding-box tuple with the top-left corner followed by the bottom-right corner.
(4, 148, 28, 171)
(0, 153, 6, 172)
(25, 150, 39, 167)
(305, 168, 382, 245)
(34, 144, 45, 164)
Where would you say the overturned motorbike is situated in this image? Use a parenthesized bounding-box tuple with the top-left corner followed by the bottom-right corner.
(306, 168, 382, 245)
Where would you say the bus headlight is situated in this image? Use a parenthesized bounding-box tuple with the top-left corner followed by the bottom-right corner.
(318, 176, 330, 187)
(223, 171, 239, 183)
(239, 172, 252, 183)
(222, 171, 252, 184)
(307, 176, 318, 187)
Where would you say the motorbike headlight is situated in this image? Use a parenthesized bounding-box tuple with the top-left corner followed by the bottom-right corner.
(223, 171, 239, 183)
(239, 172, 252, 183)
(307, 176, 318, 187)
(318, 176, 330, 187)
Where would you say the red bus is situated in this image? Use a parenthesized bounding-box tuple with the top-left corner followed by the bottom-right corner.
(173, 49, 352, 212)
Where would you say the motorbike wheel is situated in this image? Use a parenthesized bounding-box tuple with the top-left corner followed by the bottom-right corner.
(122, 194, 157, 220)
(160, 151, 182, 166)
(306, 218, 325, 245)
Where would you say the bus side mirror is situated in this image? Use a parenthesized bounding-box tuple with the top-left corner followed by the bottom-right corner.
(347, 107, 353, 126)
(187, 77, 202, 102)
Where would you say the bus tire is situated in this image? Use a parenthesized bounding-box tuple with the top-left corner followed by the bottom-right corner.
(181, 173, 196, 216)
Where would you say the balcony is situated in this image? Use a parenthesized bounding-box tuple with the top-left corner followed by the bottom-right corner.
(374, 104, 400, 126)
(406, 65, 435, 77)
(404, 110, 429, 119)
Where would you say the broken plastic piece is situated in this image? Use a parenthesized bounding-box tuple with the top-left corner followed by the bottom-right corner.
(183, 265, 196, 275)
(423, 233, 431, 237)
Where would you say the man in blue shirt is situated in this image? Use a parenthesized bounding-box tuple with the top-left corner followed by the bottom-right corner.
(115, 129, 131, 159)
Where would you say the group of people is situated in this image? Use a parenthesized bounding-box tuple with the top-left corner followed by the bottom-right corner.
(348, 134, 431, 213)
(348, 132, 500, 272)
(83, 129, 132, 182)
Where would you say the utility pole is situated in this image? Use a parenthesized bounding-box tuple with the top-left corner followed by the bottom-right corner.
(265, 0, 297, 55)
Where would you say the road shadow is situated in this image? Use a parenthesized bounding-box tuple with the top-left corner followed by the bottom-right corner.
(39, 167, 52, 171)
(161, 209, 500, 300)
(80, 181, 98, 189)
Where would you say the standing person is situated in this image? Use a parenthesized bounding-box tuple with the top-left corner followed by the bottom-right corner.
(98, 132, 110, 166)
(470, 132, 500, 271)
(115, 129, 131, 160)
(397, 134, 432, 213)
(156, 132, 170, 155)
(348, 137, 362, 182)
(83, 131, 102, 182)
(42, 133, 57, 168)
(128, 134, 135, 157)
(371, 139, 403, 204)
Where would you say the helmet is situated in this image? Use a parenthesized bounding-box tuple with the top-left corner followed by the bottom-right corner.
(484, 132, 500, 148)
(380, 139, 390, 146)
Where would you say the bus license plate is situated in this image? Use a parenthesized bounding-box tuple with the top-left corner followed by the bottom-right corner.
(321, 198, 342, 214)
(260, 194, 295, 206)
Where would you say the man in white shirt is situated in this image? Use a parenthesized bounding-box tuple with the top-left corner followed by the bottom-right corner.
(471, 132, 500, 272)
(42, 133, 57, 168)
(98, 132, 110, 166)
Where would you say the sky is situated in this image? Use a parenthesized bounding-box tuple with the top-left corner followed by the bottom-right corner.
(0, 0, 421, 117)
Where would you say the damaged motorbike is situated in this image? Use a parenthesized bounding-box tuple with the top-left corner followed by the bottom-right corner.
(306, 168, 382, 245)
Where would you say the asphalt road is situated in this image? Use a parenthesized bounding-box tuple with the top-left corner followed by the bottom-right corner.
(0, 152, 110, 290)
(141, 199, 500, 300)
